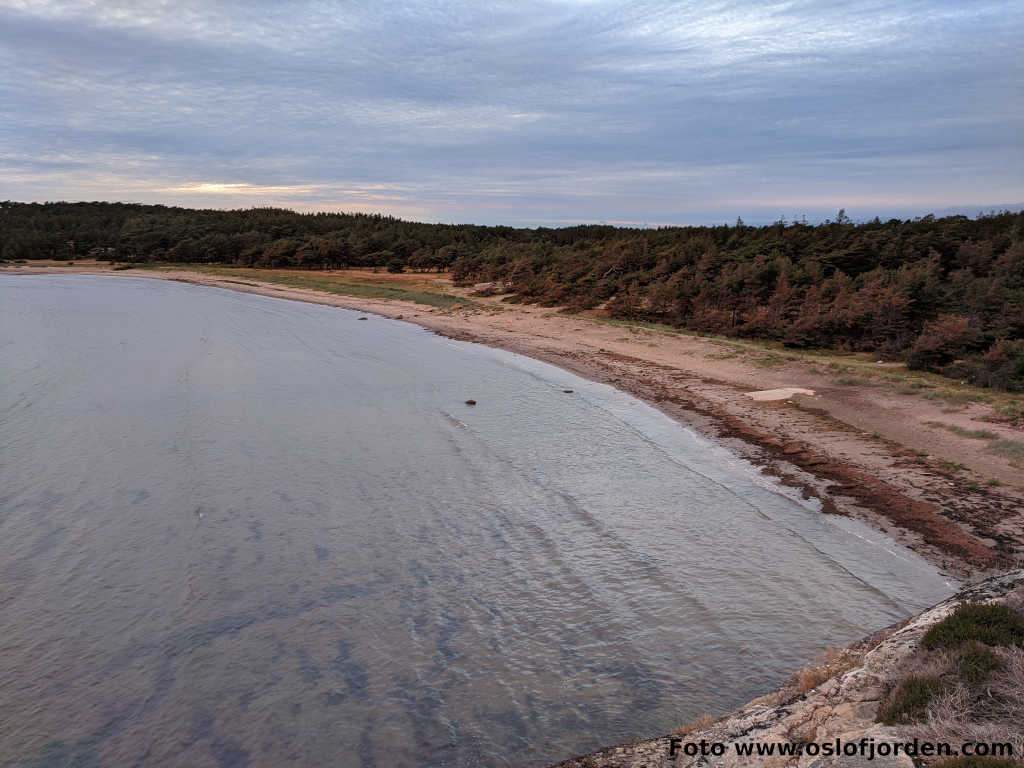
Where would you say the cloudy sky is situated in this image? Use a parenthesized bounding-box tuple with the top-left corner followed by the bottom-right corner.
(1, 0, 1021, 225)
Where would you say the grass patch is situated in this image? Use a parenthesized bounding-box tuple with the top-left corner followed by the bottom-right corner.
(926, 422, 998, 439)
(672, 714, 717, 737)
(923, 603, 1024, 650)
(994, 402, 1024, 425)
(705, 352, 739, 360)
(877, 676, 948, 725)
(986, 439, 1024, 463)
(156, 266, 473, 309)
(895, 385, 923, 395)
(790, 647, 858, 692)
(922, 389, 983, 405)
(833, 376, 873, 386)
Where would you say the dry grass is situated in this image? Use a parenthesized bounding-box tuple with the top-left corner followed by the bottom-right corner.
(886, 647, 958, 683)
(672, 714, 718, 736)
(900, 607, 1024, 760)
(1004, 586, 1024, 614)
(791, 647, 860, 692)
(909, 679, 1024, 758)
(988, 647, 1024, 724)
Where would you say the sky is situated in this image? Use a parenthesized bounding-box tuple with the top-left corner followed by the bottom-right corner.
(1, 0, 1022, 226)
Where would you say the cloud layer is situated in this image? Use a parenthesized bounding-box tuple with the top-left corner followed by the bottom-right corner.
(2, 0, 1021, 224)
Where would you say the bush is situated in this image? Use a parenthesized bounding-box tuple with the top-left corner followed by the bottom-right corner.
(941, 339, 1024, 392)
(386, 258, 406, 274)
(877, 676, 948, 724)
(957, 642, 1005, 685)
(923, 603, 1024, 650)
(907, 315, 977, 371)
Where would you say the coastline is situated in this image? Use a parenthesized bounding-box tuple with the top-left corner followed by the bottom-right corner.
(8, 264, 1021, 583)
(553, 569, 1024, 768)
(5, 264, 1023, 766)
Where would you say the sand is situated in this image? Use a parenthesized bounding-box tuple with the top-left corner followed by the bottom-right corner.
(6, 264, 1023, 580)
(744, 388, 816, 401)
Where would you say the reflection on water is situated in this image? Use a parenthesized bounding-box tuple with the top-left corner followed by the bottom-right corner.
(0, 275, 955, 767)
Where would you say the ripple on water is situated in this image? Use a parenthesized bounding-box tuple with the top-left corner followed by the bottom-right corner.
(0, 275, 956, 767)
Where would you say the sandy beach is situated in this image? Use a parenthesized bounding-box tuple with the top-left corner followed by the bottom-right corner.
(6, 263, 1023, 581)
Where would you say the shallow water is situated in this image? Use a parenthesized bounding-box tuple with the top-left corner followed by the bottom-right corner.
(0, 275, 955, 767)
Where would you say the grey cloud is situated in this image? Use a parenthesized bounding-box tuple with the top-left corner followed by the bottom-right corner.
(1, 0, 1021, 224)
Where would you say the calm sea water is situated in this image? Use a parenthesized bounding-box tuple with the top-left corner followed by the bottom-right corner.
(0, 275, 955, 768)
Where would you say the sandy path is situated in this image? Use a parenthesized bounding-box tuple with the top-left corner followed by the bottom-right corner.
(6, 265, 1022, 579)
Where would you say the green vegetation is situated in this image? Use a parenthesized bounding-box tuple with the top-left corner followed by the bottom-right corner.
(3, 201, 1024, 390)
(877, 676, 948, 725)
(956, 642, 1004, 685)
(926, 422, 998, 439)
(184, 266, 471, 309)
(922, 603, 1024, 650)
(887, 600, 1024, 752)
(751, 354, 786, 368)
(994, 402, 1024, 425)
(923, 389, 982, 405)
(985, 439, 1024, 463)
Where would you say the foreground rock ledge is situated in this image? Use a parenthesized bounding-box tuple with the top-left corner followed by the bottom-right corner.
(552, 570, 1024, 768)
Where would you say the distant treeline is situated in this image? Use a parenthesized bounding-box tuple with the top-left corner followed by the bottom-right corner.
(3, 201, 1023, 391)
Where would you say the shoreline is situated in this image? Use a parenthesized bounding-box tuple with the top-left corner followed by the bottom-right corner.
(5, 264, 1023, 766)
(7, 264, 1020, 583)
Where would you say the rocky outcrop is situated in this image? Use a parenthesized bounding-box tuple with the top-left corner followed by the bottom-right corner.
(553, 570, 1024, 768)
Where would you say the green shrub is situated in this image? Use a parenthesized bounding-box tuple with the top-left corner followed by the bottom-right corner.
(942, 339, 1024, 392)
(923, 603, 1024, 650)
(877, 676, 947, 725)
(956, 642, 1004, 685)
